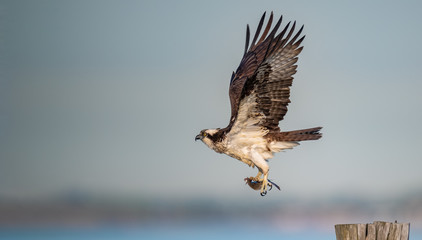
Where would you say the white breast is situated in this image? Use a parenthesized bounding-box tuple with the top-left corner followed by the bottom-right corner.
(224, 94, 272, 161)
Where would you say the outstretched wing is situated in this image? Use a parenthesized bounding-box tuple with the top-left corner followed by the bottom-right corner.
(228, 12, 304, 132)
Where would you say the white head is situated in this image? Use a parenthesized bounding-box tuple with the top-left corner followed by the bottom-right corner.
(195, 128, 220, 149)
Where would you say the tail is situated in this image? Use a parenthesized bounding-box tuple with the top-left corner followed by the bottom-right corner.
(270, 127, 322, 141)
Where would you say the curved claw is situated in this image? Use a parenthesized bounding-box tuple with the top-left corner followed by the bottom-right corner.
(260, 190, 267, 196)
(268, 183, 273, 191)
(268, 179, 281, 191)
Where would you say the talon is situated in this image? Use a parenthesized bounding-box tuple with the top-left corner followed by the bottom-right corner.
(268, 183, 273, 191)
(268, 179, 281, 191)
(260, 191, 267, 196)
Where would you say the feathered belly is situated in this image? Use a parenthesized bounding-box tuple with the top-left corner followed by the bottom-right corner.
(223, 136, 274, 164)
(222, 135, 299, 167)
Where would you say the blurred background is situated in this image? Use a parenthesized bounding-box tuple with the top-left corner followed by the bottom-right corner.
(1, 0, 422, 239)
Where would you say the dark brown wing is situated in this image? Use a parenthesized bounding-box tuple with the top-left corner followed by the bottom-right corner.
(228, 12, 305, 132)
(253, 21, 305, 132)
(228, 12, 279, 124)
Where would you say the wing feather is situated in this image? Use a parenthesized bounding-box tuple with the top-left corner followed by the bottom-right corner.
(227, 12, 305, 133)
(250, 12, 266, 49)
(244, 25, 250, 56)
(255, 35, 304, 131)
(256, 12, 273, 46)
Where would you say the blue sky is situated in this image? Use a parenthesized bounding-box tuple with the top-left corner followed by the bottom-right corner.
(1, 0, 422, 201)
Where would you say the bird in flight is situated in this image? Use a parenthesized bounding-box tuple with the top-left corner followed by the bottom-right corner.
(195, 12, 322, 196)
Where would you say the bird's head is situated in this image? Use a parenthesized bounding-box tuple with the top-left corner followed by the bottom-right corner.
(195, 129, 220, 148)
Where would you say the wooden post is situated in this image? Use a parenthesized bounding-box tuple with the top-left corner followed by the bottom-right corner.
(335, 221, 410, 240)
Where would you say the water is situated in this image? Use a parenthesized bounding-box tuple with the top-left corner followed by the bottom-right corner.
(0, 225, 332, 240)
(1, 224, 421, 240)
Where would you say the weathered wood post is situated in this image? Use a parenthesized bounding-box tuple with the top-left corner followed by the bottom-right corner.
(335, 221, 410, 240)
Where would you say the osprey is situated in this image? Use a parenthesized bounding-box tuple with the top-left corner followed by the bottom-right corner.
(195, 12, 322, 196)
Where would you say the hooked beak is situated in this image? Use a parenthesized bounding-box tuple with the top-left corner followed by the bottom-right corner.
(195, 134, 203, 141)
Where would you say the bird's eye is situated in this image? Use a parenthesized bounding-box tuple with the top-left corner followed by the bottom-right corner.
(202, 132, 207, 137)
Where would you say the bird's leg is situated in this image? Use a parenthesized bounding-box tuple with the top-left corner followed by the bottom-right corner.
(249, 147, 270, 196)
(260, 172, 269, 196)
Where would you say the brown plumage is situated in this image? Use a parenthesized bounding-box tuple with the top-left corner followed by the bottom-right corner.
(267, 127, 322, 142)
(195, 12, 322, 196)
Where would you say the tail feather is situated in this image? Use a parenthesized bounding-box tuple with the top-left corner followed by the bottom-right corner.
(267, 127, 322, 141)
